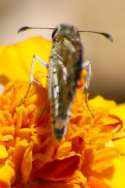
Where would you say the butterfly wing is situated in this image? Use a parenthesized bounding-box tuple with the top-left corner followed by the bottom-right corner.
(48, 55, 68, 139)
(48, 37, 83, 139)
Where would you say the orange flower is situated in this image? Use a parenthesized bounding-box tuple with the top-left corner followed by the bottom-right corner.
(0, 37, 124, 188)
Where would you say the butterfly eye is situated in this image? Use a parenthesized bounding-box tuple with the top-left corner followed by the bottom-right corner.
(52, 28, 58, 39)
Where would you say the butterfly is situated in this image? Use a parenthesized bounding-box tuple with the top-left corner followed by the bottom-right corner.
(18, 23, 113, 139)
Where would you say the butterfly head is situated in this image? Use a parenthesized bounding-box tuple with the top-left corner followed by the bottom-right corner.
(53, 118, 69, 140)
(52, 24, 80, 42)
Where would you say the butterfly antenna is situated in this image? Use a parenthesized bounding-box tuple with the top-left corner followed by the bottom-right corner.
(18, 26, 55, 33)
(79, 30, 113, 42)
(18, 26, 113, 42)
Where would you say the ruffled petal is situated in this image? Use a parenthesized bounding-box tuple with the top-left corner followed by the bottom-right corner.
(31, 154, 80, 181)
(88, 176, 111, 188)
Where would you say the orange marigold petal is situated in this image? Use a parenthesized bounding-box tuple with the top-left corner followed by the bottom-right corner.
(0, 181, 9, 188)
(71, 136, 85, 154)
(21, 146, 32, 183)
(56, 141, 72, 158)
(32, 154, 80, 181)
(0, 161, 15, 187)
(67, 170, 87, 187)
(103, 114, 123, 133)
(25, 171, 86, 188)
(28, 181, 81, 188)
(12, 139, 29, 172)
(0, 145, 8, 160)
(88, 176, 111, 188)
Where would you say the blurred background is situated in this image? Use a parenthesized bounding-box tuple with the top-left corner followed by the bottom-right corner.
(0, 0, 125, 102)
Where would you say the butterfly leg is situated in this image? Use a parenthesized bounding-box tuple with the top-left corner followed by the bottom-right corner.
(82, 60, 92, 90)
(29, 55, 48, 83)
(19, 55, 48, 105)
(82, 61, 94, 117)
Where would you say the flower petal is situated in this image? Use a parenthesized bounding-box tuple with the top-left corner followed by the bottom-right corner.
(21, 145, 32, 183)
(0, 145, 8, 160)
(104, 156, 125, 188)
(32, 154, 80, 181)
(88, 176, 111, 188)
(0, 161, 15, 187)
(0, 36, 51, 83)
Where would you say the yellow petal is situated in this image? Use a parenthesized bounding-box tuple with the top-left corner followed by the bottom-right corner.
(0, 145, 8, 160)
(89, 96, 116, 111)
(104, 156, 125, 188)
(0, 36, 52, 83)
(114, 138, 125, 155)
(0, 160, 15, 186)
(110, 104, 125, 125)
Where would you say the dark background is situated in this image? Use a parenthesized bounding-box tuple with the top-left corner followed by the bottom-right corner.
(0, 0, 125, 102)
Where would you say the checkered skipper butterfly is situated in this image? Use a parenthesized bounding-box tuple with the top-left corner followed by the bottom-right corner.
(18, 23, 113, 139)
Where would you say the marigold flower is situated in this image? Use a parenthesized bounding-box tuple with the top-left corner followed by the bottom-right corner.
(0, 37, 124, 188)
